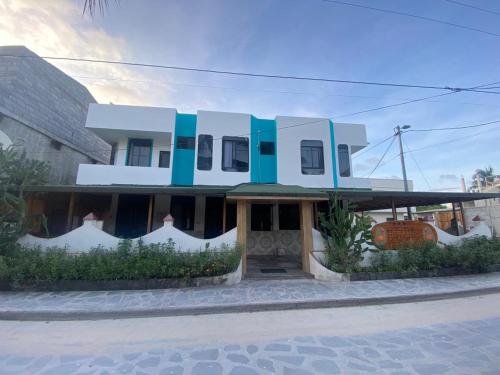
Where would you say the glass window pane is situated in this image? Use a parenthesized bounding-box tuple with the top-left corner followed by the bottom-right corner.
(176, 136, 195, 149)
(279, 204, 300, 230)
(260, 141, 275, 155)
(338, 144, 350, 177)
(301, 140, 324, 175)
(222, 137, 249, 172)
(127, 139, 152, 167)
(197, 134, 213, 170)
(159, 151, 170, 168)
(251, 204, 273, 231)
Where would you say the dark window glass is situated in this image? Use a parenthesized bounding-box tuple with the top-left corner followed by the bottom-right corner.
(301, 140, 324, 175)
(260, 141, 275, 155)
(225, 203, 237, 231)
(170, 196, 195, 230)
(222, 136, 249, 172)
(338, 144, 350, 177)
(158, 151, 170, 168)
(176, 136, 195, 149)
(110, 143, 117, 165)
(279, 204, 300, 230)
(197, 134, 213, 170)
(127, 139, 152, 167)
(251, 204, 273, 231)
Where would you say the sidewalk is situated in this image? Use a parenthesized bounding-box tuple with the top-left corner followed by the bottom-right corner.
(1, 272, 500, 320)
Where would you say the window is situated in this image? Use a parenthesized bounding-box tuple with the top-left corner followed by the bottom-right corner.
(176, 136, 195, 149)
(301, 140, 324, 175)
(251, 204, 273, 231)
(110, 143, 117, 165)
(338, 144, 350, 177)
(222, 136, 249, 172)
(279, 204, 300, 230)
(158, 151, 170, 168)
(170, 196, 195, 230)
(260, 141, 275, 155)
(127, 139, 152, 167)
(197, 134, 213, 170)
(50, 140, 62, 150)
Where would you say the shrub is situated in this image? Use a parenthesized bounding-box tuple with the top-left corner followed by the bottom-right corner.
(320, 193, 372, 273)
(0, 240, 242, 282)
(363, 237, 500, 274)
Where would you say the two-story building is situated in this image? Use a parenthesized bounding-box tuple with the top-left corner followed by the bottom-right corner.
(28, 104, 499, 276)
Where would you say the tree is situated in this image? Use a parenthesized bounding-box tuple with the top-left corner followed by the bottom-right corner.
(83, 0, 119, 16)
(319, 194, 373, 273)
(0, 146, 49, 253)
(470, 166, 495, 191)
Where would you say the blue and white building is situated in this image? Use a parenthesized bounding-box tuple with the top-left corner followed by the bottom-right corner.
(77, 104, 371, 190)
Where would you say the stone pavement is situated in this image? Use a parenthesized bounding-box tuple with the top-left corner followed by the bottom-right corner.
(1, 317, 500, 374)
(1, 272, 500, 319)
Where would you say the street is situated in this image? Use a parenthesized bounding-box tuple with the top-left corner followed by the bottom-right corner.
(1, 294, 500, 374)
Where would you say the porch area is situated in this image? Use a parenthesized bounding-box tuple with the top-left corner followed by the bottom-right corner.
(24, 184, 499, 278)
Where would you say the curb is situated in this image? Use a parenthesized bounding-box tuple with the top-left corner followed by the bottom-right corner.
(1, 285, 500, 321)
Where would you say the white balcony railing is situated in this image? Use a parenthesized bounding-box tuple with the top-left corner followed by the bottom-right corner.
(76, 164, 171, 186)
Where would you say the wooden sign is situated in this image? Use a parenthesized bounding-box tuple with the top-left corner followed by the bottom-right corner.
(371, 221, 438, 250)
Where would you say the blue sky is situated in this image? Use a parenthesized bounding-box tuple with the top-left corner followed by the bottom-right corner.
(1, 0, 499, 190)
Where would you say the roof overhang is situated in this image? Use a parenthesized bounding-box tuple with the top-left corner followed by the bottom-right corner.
(23, 184, 500, 210)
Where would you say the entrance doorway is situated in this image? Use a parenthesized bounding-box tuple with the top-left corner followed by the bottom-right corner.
(204, 197, 224, 239)
(115, 194, 150, 238)
(246, 202, 309, 279)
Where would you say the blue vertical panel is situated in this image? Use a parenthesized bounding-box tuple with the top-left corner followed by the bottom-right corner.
(251, 116, 277, 183)
(329, 120, 338, 188)
(171, 113, 196, 185)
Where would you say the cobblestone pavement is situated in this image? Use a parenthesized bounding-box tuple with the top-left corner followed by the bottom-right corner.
(1, 316, 500, 374)
(1, 272, 500, 315)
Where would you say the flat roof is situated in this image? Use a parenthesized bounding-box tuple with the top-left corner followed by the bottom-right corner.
(24, 184, 499, 211)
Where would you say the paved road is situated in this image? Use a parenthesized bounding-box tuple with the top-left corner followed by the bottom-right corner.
(2, 272, 500, 319)
(1, 294, 500, 374)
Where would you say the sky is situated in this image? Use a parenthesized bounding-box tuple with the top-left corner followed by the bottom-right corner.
(1, 0, 499, 191)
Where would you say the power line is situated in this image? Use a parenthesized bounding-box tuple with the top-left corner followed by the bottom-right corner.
(74, 74, 499, 107)
(366, 135, 396, 177)
(407, 119, 500, 133)
(443, 0, 500, 17)
(2, 54, 500, 94)
(321, 0, 500, 37)
(352, 134, 394, 159)
(402, 137, 432, 190)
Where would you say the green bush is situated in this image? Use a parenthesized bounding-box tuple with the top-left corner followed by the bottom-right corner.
(362, 237, 500, 274)
(0, 240, 242, 282)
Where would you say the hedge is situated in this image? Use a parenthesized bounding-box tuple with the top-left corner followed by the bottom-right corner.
(0, 240, 242, 282)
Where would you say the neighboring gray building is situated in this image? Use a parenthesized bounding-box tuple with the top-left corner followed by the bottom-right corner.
(0, 45, 110, 184)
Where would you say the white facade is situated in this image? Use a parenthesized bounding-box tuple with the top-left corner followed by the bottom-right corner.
(77, 104, 374, 189)
(194, 110, 251, 186)
(276, 116, 334, 188)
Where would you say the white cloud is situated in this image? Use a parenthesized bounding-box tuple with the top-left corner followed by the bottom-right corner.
(0, 0, 170, 106)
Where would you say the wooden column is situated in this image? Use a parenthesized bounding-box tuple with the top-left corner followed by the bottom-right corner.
(66, 192, 76, 232)
(222, 198, 227, 233)
(236, 200, 247, 273)
(459, 201, 467, 234)
(300, 200, 313, 273)
(391, 199, 397, 221)
(147, 194, 154, 233)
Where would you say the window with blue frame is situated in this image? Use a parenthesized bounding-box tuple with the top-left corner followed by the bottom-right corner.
(301, 140, 324, 175)
(259, 141, 275, 155)
(338, 144, 351, 177)
(127, 139, 152, 167)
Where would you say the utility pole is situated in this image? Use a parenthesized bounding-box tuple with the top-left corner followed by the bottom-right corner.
(395, 125, 412, 220)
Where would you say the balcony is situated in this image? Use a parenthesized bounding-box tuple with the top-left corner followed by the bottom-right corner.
(76, 164, 171, 186)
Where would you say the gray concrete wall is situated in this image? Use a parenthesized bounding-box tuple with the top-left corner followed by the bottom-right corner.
(0, 114, 94, 184)
(0, 46, 110, 164)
